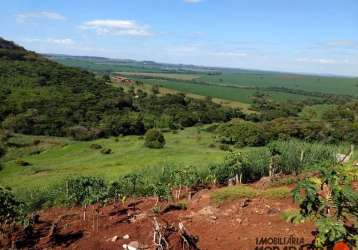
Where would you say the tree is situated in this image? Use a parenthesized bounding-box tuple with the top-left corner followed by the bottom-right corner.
(144, 129, 166, 149)
(217, 120, 267, 147)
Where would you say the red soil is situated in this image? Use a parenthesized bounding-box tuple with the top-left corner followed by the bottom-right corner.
(2, 186, 320, 250)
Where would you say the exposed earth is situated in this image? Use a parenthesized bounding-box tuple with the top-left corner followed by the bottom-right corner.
(3, 186, 318, 250)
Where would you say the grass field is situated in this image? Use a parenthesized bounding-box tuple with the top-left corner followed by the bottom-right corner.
(198, 73, 358, 97)
(138, 78, 318, 104)
(112, 79, 253, 112)
(119, 72, 200, 81)
(0, 127, 227, 192)
(48, 55, 358, 105)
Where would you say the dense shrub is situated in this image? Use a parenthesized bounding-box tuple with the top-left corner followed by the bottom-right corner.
(67, 126, 104, 141)
(0, 186, 28, 230)
(65, 176, 107, 205)
(218, 144, 230, 151)
(292, 168, 358, 248)
(15, 159, 31, 166)
(264, 117, 328, 142)
(217, 120, 267, 147)
(144, 129, 166, 149)
(100, 148, 112, 154)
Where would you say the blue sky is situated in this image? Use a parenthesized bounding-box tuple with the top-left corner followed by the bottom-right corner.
(1, 0, 357, 76)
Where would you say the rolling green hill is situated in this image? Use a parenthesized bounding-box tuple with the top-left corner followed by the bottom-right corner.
(0, 38, 238, 139)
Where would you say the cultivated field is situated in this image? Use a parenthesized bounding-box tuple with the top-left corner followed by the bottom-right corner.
(136, 78, 318, 104)
(118, 72, 200, 81)
(48, 55, 358, 104)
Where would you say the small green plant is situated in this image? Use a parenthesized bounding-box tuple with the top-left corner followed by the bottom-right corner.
(152, 205, 161, 214)
(144, 129, 166, 149)
(292, 167, 358, 248)
(281, 209, 305, 224)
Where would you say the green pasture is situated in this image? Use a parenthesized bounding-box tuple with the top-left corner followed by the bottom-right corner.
(0, 127, 226, 192)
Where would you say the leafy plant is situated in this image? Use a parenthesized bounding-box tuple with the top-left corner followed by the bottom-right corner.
(144, 129, 166, 149)
(0, 186, 30, 236)
(292, 167, 358, 248)
(65, 176, 107, 206)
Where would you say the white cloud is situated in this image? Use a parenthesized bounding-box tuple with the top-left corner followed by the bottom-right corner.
(326, 40, 358, 49)
(80, 19, 152, 37)
(16, 11, 66, 23)
(296, 57, 351, 65)
(24, 38, 75, 45)
(209, 51, 248, 57)
(184, 0, 203, 3)
(166, 44, 248, 61)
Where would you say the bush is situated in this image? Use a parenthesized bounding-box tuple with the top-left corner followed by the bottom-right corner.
(144, 129, 166, 149)
(67, 126, 104, 141)
(217, 120, 267, 147)
(65, 176, 107, 205)
(292, 167, 358, 248)
(90, 144, 102, 150)
(32, 139, 41, 146)
(15, 159, 31, 166)
(219, 144, 231, 151)
(0, 186, 28, 231)
(100, 148, 112, 154)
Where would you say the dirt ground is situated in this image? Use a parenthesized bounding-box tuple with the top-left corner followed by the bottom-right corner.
(2, 186, 321, 250)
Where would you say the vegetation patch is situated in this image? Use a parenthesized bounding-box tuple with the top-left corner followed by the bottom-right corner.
(211, 185, 291, 203)
(144, 129, 166, 149)
(15, 159, 31, 167)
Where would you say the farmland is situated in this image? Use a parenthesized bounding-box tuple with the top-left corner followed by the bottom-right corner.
(132, 78, 318, 103)
(46, 55, 358, 104)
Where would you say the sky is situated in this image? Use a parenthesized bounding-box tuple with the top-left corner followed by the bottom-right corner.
(1, 0, 358, 76)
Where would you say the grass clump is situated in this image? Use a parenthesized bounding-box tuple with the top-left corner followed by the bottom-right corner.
(15, 159, 31, 166)
(211, 185, 257, 203)
(262, 186, 291, 199)
(281, 209, 304, 224)
(211, 185, 291, 204)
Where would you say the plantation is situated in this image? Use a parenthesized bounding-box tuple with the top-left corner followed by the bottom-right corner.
(131, 78, 315, 104)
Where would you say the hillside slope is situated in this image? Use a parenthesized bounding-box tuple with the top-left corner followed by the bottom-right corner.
(0, 38, 238, 138)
